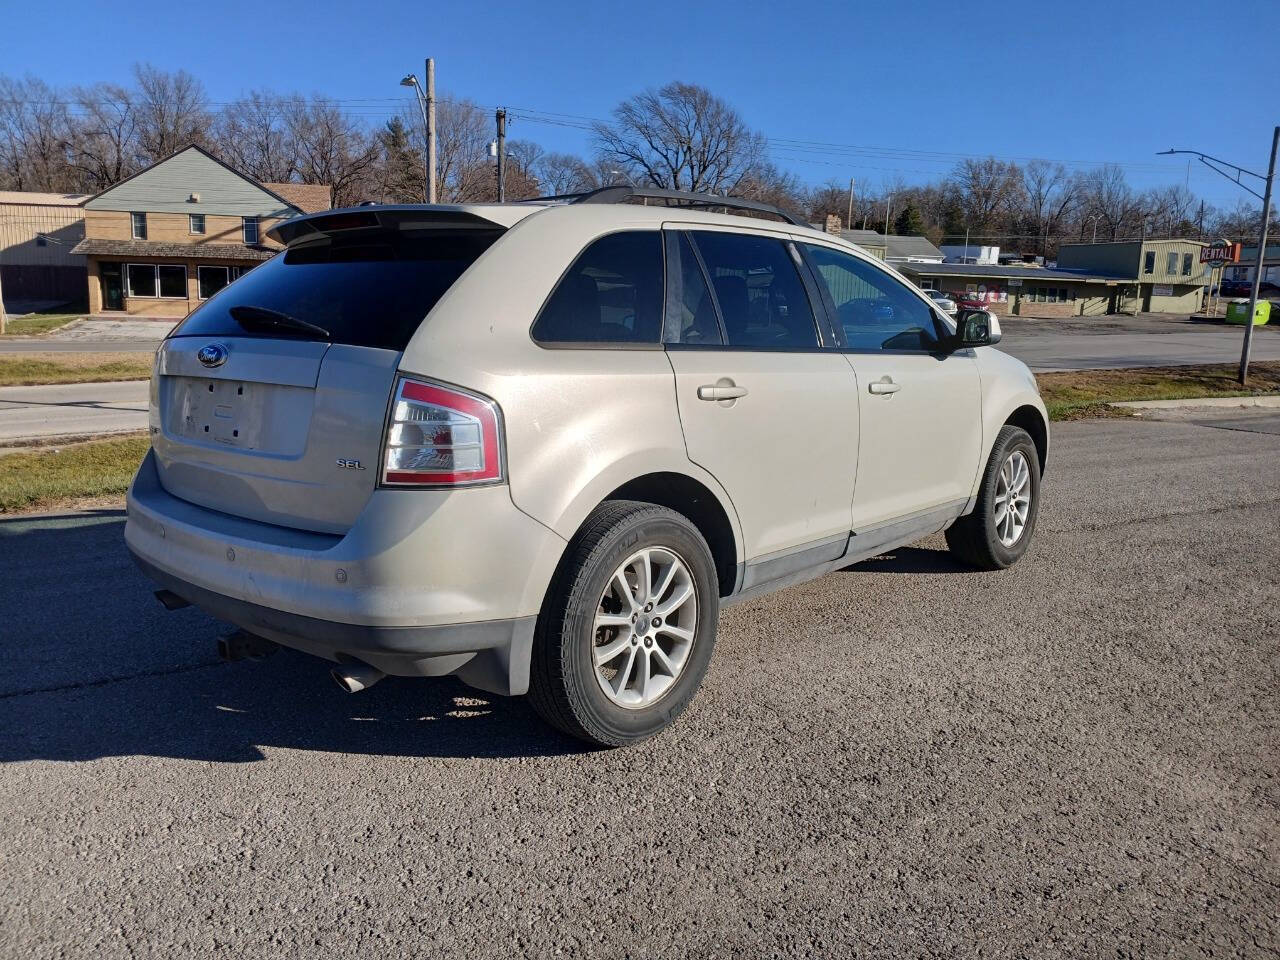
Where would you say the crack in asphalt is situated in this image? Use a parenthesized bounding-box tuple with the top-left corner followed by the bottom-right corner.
(1, 658, 223, 701)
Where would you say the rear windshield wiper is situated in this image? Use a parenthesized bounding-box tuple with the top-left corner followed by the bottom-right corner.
(229, 304, 331, 339)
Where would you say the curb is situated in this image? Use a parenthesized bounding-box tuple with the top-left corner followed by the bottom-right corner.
(1110, 395, 1280, 410)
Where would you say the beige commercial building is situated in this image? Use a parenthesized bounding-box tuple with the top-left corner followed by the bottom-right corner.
(0, 191, 89, 305)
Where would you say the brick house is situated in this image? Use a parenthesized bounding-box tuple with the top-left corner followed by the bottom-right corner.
(72, 145, 330, 317)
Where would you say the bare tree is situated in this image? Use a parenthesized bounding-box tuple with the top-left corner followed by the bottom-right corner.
(63, 82, 140, 191)
(593, 82, 768, 193)
(532, 151, 597, 195)
(1084, 164, 1146, 240)
(131, 64, 211, 161)
(949, 157, 1023, 234)
(1018, 159, 1080, 256)
(284, 97, 378, 206)
(0, 75, 71, 191)
(213, 92, 296, 183)
(432, 97, 492, 202)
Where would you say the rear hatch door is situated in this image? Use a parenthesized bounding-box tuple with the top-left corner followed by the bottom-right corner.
(150, 209, 509, 534)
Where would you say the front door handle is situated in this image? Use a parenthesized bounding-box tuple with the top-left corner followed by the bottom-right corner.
(868, 377, 901, 395)
(697, 383, 748, 401)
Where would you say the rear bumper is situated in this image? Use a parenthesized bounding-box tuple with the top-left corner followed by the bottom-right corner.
(125, 449, 566, 694)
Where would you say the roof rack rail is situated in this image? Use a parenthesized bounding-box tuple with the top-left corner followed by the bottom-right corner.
(521, 185, 807, 227)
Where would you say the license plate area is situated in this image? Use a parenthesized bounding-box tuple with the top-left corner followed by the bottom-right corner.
(181, 378, 253, 447)
(163, 375, 313, 456)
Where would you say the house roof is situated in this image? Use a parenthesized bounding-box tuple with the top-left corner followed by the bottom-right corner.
(839, 229, 944, 261)
(0, 191, 91, 206)
(899, 262, 1134, 284)
(79, 144, 329, 218)
(262, 182, 332, 214)
(70, 238, 277, 261)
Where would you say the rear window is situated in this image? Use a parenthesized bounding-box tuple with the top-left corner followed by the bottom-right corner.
(169, 228, 502, 350)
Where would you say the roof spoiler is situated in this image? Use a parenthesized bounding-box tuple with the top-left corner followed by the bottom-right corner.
(266, 206, 520, 246)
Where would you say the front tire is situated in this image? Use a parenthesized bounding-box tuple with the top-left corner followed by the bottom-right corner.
(528, 500, 720, 747)
(946, 424, 1041, 570)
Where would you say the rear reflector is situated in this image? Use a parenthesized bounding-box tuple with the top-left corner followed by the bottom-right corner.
(381, 377, 504, 486)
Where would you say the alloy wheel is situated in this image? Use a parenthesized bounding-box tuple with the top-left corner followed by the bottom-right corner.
(994, 450, 1032, 547)
(592, 547, 698, 709)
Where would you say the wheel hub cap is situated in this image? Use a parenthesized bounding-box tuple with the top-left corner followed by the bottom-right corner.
(994, 450, 1032, 547)
(592, 547, 698, 709)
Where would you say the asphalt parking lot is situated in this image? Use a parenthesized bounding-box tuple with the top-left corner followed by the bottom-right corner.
(2, 413, 1278, 958)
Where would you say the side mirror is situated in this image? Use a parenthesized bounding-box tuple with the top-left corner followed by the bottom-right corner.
(956, 309, 1001, 347)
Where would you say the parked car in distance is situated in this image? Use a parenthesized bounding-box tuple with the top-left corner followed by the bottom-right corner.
(925, 289, 957, 315)
(126, 188, 1049, 747)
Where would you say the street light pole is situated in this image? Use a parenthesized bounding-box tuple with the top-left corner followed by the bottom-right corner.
(1159, 128, 1278, 384)
(846, 178, 855, 231)
(400, 60, 438, 204)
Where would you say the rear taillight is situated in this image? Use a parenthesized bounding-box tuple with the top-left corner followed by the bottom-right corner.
(381, 377, 504, 487)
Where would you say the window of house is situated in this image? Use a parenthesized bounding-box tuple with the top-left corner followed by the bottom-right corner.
(198, 265, 230, 300)
(1144, 251, 1155, 274)
(1182, 253, 1193, 275)
(189, 214, 206, 235)
(693, 232, 820, 349)
(1167, 252, 1179, 274)
(126, 263, 157, 298)
(242, 217, 260, 245)
(803, 242, 937, 351)
(531, 231, 664, 344)
(158, 264, 187, 299)
(131, 212, 147, 240)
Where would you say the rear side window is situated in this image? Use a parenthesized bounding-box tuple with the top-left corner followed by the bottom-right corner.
(169, 228, 502, 350)
(532, 231, 664, 345)
(690, 231, 819, 349)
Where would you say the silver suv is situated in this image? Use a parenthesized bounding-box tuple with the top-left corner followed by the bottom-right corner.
(127, 188, 1047, 746)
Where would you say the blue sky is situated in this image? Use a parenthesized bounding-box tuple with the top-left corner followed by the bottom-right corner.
(4, 0, 1279, 208)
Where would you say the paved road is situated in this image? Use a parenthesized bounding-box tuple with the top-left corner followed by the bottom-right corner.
(0, 339, 160, 354)
(999, 315, 1280, 371)
(0, 380, 148, 442)
(2, 415, 1277, 958)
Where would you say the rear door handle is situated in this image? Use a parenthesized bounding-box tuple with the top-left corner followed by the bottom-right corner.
(697, 384, 748, 401)
(868, 378, 901, 395)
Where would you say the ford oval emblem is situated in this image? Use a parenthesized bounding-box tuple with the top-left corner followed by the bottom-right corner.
(197, 343, 228, 368)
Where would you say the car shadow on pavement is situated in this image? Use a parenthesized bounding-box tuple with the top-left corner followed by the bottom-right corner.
(0, 512, 591, 763)
(841, 545, 972, 575)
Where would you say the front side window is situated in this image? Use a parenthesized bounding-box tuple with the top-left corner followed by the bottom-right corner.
(158, 264, 187, 299)
(126, 263, 156, 297)
(189, 214, 206, 235)
(803, 243, 938, 351)
(691, 231, 819, 349)
(198, 265, 230, 300)
(130, 212, 147, 240)
(1144, 251, 1156, 274)
(532, 231, 664, 345)
(243, 217, 260, 245)
(1167, 252, 1179, 274)
(1182, 253, 1193, 275)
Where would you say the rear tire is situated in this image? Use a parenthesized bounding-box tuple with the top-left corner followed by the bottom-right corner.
(946, 424, 1041, 570)
(528, 500, 720, 747)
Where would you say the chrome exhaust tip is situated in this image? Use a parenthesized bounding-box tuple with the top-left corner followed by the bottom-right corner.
(331, 661, 385, 694)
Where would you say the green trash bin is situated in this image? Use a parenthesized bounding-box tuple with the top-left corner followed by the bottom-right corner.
(1226, 299, 1271, 325)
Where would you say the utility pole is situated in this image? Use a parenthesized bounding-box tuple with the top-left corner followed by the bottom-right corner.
(964, 227, 970, 263)
(1158, 129, 1278, 384)
(846, 178, 855, 231)
(1239, 126, 1278, 383)
(425, 58, 437, 204)
(884, 195, 892, 235)
(495, 108, 507, 203)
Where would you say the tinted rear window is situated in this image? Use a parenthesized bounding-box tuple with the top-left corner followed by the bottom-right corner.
(169, 228, 502, 350)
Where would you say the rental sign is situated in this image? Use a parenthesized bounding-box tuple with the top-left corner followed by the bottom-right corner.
(1200, 242, 1242, 263)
